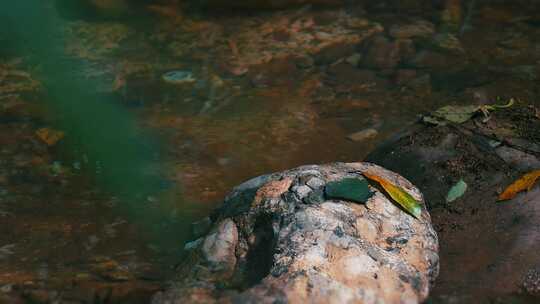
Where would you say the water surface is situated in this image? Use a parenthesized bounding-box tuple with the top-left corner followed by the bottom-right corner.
(1, 0, 540, 302)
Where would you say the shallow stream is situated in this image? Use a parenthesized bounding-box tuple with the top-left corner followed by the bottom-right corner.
(1, 0, 540, 302)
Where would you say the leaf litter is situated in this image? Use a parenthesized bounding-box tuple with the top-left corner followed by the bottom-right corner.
(498, 169, 540, 201)
(446, 179, 467, 203)
(35, 127, 65, 146)
(423, 98, 515, 125)
(362, 172, 422, 219)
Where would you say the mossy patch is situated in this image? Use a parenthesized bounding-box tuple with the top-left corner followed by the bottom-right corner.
(325, 177, 373, 203)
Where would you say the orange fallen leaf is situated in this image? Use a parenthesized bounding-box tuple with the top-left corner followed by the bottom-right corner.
(498, 170, 540, 201)
(35, 127, 65, 146)
(363, 172, 422, 219)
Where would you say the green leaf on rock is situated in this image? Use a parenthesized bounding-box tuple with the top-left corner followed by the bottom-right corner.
(325, 178, 373, 203)
(363, 172, 422, 219)
(433, 105, 479, 124)
(446, 179, 467, 203)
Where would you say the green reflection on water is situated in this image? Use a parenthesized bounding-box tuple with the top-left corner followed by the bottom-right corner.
(1, 1, 187, 248)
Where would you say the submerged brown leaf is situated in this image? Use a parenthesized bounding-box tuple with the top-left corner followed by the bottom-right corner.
(36, 128, 65, 146)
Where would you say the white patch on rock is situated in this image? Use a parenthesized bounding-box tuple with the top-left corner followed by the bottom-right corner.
(306, 177, 326, 189)
(292, 185, 312, 199)
(202, 219, 238, 268)
(342, 254, 379, 276)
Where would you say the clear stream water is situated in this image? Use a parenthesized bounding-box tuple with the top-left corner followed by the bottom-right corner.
(0, 0, 540, 302)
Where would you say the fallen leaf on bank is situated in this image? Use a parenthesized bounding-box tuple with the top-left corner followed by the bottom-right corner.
(446, 179, 467, 203)
(433, 104, 479, 124)
(363, 172, 422, 219)
(481, 97, 515, 111)
(425, 98, 516, 125)
(498, 169, 540, 201)
(35, 128, 65, 146)
(478, 98, 515, 122)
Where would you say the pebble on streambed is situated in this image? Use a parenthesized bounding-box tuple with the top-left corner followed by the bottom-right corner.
(161, 70, 196, 85)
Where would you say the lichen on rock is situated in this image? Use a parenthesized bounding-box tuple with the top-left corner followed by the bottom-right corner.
(153, 162, 439, 304)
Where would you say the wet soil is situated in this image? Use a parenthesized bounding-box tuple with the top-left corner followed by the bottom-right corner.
(367, 105, 540, 303)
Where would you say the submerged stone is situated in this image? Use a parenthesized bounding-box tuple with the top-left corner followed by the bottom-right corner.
(325, 177, 373, 203)
(161, 70, 196, 84)
(347, 128, 378, 142)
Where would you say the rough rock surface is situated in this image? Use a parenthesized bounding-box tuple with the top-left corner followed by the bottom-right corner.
(153, 162, 439, 304)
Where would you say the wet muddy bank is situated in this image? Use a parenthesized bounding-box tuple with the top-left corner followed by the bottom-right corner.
(366, 103, 540, 303)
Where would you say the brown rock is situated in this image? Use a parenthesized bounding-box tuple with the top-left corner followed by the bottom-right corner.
(433, 33, 465, 54)
(389, 20, 435, 39)
(253, 178, 293, 205)
(406, 74, 432, 96)
(326, 63, 388, 93)
(248, 58, 301, 88)
(396, 38, 417, 62)
(314, 42, 356, 65)
(408, 50, 466, 72)
(395, 69, 418, 85)
(217, 9, 382, 73)
(362, 35, 402, 69)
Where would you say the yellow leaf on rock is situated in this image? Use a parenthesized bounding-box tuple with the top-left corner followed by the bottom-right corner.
(363, 172, 422, 219)
(498, 170, 540, 201)
(35, 128, 65, 146)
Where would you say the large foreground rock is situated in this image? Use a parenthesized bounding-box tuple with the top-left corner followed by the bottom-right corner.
(153, 162, 439, 304)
